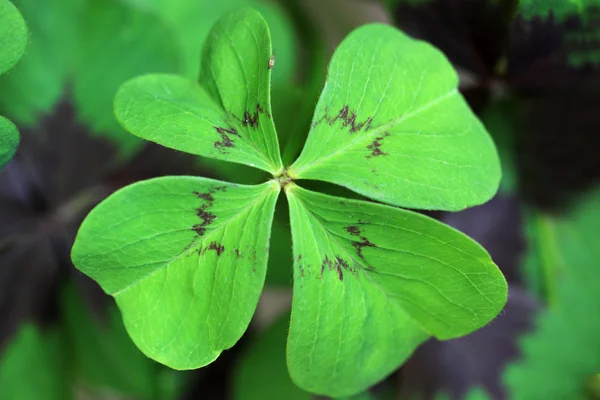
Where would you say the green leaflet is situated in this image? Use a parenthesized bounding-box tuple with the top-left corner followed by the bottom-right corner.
(114, 8, 283, 174)
(0, 324, 69, 400)
(0, 115, 18, 168)
(71, 177, 279, 369)
(72, 0, 180, 156)
(0, 0, 27, 75)
(285, 185, 506, 396)
(289, 24, 500, 211)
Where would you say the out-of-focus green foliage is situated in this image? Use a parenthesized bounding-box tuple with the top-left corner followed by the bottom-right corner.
(507, 187, 600, 399)
(233, 311, 392, 399)
(0, 0, 80, 125)
(434, 387, 493, 400)
(0, 0, 298, 157)
(518, 0, 600, 68)
(62, 285, 183, 399)
(233, 314, 311, 400)
(519, 0, 600, 22)
(565, 28, 600, 67)
(480, 100, 519, 194)
(522, 211, 561, 302)
(0, 0, 27, 169)
(384, 0, 432, 8)
(0, 286, 186, 399)
(123, 0, 297, 83)
(73, 0, 180, 156)
(0, 324, 69, 400)
(0, 0, 27, 75)
(522, 188, 600, 304)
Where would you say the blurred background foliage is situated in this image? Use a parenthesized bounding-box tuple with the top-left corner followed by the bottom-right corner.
(0, 0, 599, 399)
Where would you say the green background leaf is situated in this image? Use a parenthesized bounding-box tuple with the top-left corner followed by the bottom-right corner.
(0, 0, 26, 169)
(0, 0, 79, 125)
(61, 284, 182, 399)
(233, 313, 311, 400)
(504, 188, 600, 399)
(0, 115, 19, 168)
(518, 0, 599, 22)
(72, 0, 181, 156)
(289, 24, 500, 211)
(122, 0, 297, 85)
(71, 177, 280, 370)
(115, 9, 283, 173)
(285, 185, 506, 397)
(0, 0, 28, 75)
(0, 324, 69, 400)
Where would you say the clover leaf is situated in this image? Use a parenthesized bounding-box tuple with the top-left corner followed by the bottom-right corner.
(288, 24, 500, 211)
(0, 0, 27, 169)
(72, 8, 507, 397)
(286, 185, 505, 395)
(113, 7, 283, 174)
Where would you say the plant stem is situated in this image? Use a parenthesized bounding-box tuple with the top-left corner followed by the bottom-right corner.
(533, 212, 562, 309)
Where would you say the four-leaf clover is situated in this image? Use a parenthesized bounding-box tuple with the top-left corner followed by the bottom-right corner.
(72, 8, 507, 397)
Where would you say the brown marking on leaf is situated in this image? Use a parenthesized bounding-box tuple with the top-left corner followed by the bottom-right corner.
(241, 104, 269, 129)
(297, 254, 302, 261)
(193, 210, 215, 236)
(206, 241, 225, 256)
(234, 248, 242, 258)
(352, 236, 376, 261)
(346, 225, 361, 236)
(268, 55, 275, 69)
(320, 255, 353, 281)
(193, 191, 212, 202)
(297, 262, 305, 278)
(191, 186, 228, 236)
(315, 105, 373, 133)
(214, 126, 240, 152)
(320, 256, 329, 279)
(243, 111, 259, 129)
(335, 256, 348, 281)
(366, 132, 391, 159)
